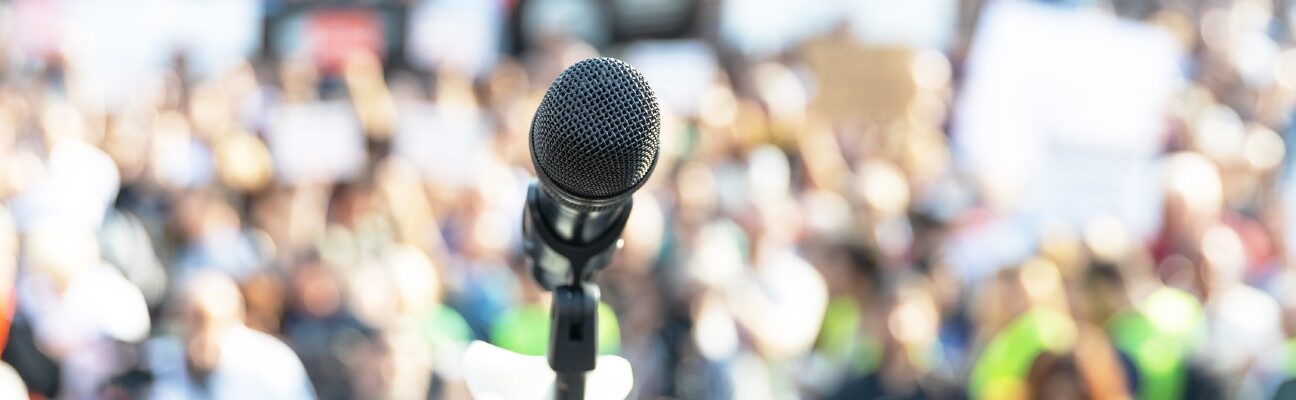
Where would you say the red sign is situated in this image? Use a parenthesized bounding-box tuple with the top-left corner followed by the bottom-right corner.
(304, 9, 384, 73)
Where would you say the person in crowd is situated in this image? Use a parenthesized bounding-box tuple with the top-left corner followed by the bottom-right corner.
(147, 272, 315, 399)
(2, 0, 1296, 399)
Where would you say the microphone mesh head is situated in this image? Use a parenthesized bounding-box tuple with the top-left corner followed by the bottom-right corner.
(531, 57, 660, 201)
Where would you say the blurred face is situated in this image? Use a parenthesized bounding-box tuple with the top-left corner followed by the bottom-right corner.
(329, 184, 377, 228)
(486, 60, 529, 107)
(214, 131, 272, 192)
(103, 115, 151, 183)
(241, 272, 285, 334)
(1083, 277, 1125, 323)
(1035, 372, 1087, 400)
(188, 83, 233, 139)
(1029, 354, 1089, 400)
(975, 269, 1029, 338)
(1160, 254, 1206, 300)
(182, 307, 221, 379)
(886, 286, 941, 371)
(294, 262, 343, 318)
(280, 59, 319, 102)
(180, 276, 243, 378)
(181, 297, 217, 339)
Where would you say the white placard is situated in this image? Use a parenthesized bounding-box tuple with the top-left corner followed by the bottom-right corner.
(62, 0, 176, 110)
(174, 0, 262, 79)
(406, 0, 502, 76)
(846, 0, 959, 50)
(622, 40, 719, 117)
(266, 101, 367, 184)
(953, 0, 1185, 241)
(393, 101, 489, 186)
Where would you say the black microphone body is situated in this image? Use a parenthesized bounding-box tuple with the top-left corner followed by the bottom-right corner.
(519, 57, 660, 400)
(523, 57, 661, 291)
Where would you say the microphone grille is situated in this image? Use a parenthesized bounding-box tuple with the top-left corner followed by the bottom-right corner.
(530, 57, 660, 200)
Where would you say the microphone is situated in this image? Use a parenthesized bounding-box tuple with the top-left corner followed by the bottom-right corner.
(520, 57, 660, 400)
(524, 57, 661, 290)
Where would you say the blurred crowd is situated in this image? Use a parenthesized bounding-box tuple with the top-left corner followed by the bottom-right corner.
(3, 0, 1296, 399)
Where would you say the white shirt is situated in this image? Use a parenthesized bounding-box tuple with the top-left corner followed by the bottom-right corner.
(148, 326, 316, 400)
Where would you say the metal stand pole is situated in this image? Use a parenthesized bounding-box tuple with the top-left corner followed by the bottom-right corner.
(555, 372, 587, 400)
(549, 284, 597, 400)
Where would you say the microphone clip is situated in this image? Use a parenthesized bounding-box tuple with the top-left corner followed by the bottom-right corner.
(522, 182, 631, 290)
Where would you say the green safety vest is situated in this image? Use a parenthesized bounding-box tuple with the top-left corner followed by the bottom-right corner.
(817, 296, 882, 375)
(1106, 287, 1202, 400)
(969, 308, 1077, 400)
(421, 303, 474, 353)
(490, 302, 621, 356)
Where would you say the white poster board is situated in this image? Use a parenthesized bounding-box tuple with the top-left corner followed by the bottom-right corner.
(406, 0, 502, 76)
(173, 0, 262, 79)
(266, 101, 367, 184)
(393, 101, 489, 186)
(622, 40, 719, 117)
(953, 0, 1185, 242)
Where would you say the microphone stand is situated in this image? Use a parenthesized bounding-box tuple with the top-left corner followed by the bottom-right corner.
(550, 284, 596, 400)
(522, 182, 632, 400)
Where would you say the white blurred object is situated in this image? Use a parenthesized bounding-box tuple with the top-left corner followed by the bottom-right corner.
(953, 0, 1184, 241)
(687, 221, 746, 288)
(0, 362, 27, 400)
(174, 0, 262, 79)
(1204, 283, 1283, 378)
(62, 0, 174, 110)
(747, 145, 791, 203)
(1165, 152, 1224, 217)
(18, 260, 150, 398)
(729, 352, 776, 400)
(693, 294, 739, 361)
(1233, 30, 1279, 87)
(1195, 105, 1247, 164)
(148, 326, 316, 400)
(846, 0, 959, 50)
(266, 101, 367, 184)
(727, 248, 828, 361)
(719, 0, 956, 56)
(65, 263, 152, 343)
(749, 63, 807, 125)
(801, 190, 853, 239)
(11, 139, 120, 232)
(99, 209, 169, 307)
(718, 0, 836, 57)
(1199, 224, 1283, 379)
(21, 261, 152, 348)
(393, 100, 488, 186)
(621, 40, 719, 117)
(462, 340, 634, 400)
(39, 0, 260, 107)
(407, 0, 502, 76)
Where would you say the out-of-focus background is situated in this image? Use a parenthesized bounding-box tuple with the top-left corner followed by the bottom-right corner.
(0, 0, 1293, 399)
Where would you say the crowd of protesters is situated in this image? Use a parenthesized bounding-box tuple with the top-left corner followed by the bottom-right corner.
(2, 0, 1296, 399)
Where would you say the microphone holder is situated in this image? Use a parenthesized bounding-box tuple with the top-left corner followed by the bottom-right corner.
(522, 182, 632, 400)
